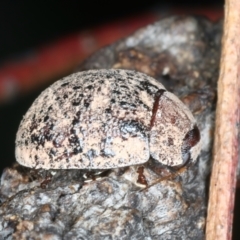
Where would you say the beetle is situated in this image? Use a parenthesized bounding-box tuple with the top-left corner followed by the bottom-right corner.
(15, 69, 201, 171)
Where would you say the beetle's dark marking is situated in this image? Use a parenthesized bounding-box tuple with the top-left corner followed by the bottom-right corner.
(44, 116, 49, 122)
(85, 85, 93, 90)
(84, 100, 90, 108)
(72, 118, 79, 125)
(170, 116, 177, 124)
(76, 111, 81, 117)
(119, 85, 129, 89)
(61, 82, 69, 87)
(72, 100, 81, 106)
(101, 149, 115, 158)
(68, 128, 83, 155)
(69, 135, 78, 145)
(183, 125, 200, 148)
(134, 90, 139, 95)
(105, 108, 112, 114)
(139, 80, 159, 95)
(137, 99, 150, 110)
(49, 122, 54, 130)
(43, 126, 53, 141)
(120, 101, 137, 109)
(120, 120, 147, 138)
(181, 125, 200, 165)
(126, 72, 134, 77)
(168, 137, 174, 146)
(49, 149, 56, 157)
(113, 90, 121, 95)
(73, 86, 81, 90)
(86, 149, 97, 161)
(30, 120, 38, 133)
(150, 89, 166, 128)
(73, 147, 82, 154)
(136, 86, 144, 91)
(31, 133, 45, 147)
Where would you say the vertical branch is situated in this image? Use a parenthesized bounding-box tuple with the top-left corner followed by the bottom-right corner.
(206, 0, 240, 239)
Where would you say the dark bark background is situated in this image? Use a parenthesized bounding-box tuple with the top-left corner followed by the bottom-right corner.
(0, 1, 222, 65)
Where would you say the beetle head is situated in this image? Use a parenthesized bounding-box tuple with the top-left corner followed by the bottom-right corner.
(149, 90, 201, 167)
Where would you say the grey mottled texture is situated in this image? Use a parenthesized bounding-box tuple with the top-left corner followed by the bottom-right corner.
(0, 15, 221, 239)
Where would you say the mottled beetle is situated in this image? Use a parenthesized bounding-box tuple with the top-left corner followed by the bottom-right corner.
(15, 69, 201, 171)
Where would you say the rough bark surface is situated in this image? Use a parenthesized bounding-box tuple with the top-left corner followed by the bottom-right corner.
(0, 16, 221, 240)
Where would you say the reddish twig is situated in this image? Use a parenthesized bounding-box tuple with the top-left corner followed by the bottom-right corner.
(206, 1, 240, 239)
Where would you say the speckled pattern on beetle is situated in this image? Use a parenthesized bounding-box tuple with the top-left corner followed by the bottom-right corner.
(15, 69, 201, 170)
